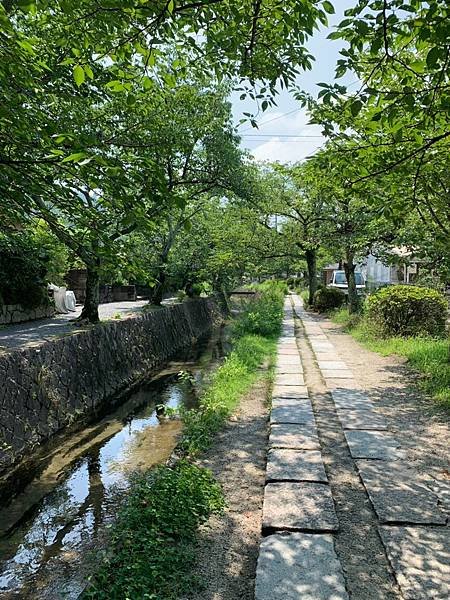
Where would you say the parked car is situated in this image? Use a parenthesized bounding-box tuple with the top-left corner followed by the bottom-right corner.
(328, 270, 366, 295)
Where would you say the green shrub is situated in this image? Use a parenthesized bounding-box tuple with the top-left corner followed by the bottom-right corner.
(365, 285, 447, 337)
(313, 287, 345, 312)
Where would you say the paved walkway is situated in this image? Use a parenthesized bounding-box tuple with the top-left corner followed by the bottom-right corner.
(255, 294, 449, 600)
(0, 300, 149, 352)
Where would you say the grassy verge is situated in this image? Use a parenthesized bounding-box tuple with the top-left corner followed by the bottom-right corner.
(331, 307, 450, 407)
(83, 283, 284, 600)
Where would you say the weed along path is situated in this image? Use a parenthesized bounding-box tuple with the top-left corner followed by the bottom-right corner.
(254, 294, 450, 600)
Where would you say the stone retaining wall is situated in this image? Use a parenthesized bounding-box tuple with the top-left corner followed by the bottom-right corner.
(0, 303, 55, 325)
(0, 298, 221, 474)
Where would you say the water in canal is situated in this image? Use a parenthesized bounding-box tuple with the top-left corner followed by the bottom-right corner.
(0, 328, 227, 599)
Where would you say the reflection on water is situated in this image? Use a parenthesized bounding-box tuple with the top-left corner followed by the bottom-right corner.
(0, 330, 226, 599)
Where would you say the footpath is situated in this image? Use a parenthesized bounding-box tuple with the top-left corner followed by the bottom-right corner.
(255, 294, 449, 600)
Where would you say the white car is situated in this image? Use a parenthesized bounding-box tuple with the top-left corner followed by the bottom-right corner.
(328, 270, 366, 295)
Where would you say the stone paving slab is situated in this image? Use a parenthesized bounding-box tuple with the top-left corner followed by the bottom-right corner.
(310, 341, 334, 351)
(271, 397, 311, 409)
(357, 461, 446, 525)
(379, 526, 450, 599)
(337, 409, 388, 430)
(344, 430, 406, 460)
(272, 385, 309, 399)
(322, 369, 354, 379)
(326, 379, 360, 391)
(270, 404, 315, 425)
(277, 355, 302, 365)
(262, 482, 338, 531)
(331, 389, 375, 410)
(255, 533, 349, 600)
(275, 374, 305, 386)
(277, 348, 299, 355)
(276, 364, 304, 374)
(267, 449, 327, 482)
(429, 479, 450, 516)
(314, 353, 339, 362)
(317, 360, 349, 370)
(270, 423, 320, 450)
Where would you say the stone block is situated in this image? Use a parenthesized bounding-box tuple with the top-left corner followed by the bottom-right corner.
(310, 341, 334, 351)
(271, 397, 310, 408)
(317, 360, 349, 370)
(345, 430, 406, 460)
(270, 403, 314, 425)
(276, 364, 303, 374)
(275, 374, 305, 387)
(337, 409, 387, 430)
(255, 533, 348, 600)
(331, 388, 374, 410)
(263, 482, 338, 531)
(269, 423, 320, 450)
(379, 526, 450, 599)
(272, 385, 308, 399)
(267, 449, 327, 482)
(357, 461, 446, 525)
(277, 355, 302, 365)
(322, 369, 354, 379)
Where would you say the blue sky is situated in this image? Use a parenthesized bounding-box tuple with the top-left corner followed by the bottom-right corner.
(232, 0, 354, 163)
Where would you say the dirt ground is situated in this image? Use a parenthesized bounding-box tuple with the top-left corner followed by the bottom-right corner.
(187, 372, 270, 600)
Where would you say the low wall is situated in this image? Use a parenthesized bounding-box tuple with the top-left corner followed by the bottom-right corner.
(0, 298, 221, 474)
(0, 303, 55, 325)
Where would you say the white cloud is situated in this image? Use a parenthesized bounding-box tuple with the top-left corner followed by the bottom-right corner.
(238, 109, 325, 164)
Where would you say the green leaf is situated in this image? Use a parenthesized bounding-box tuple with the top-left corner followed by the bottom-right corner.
(73, 65, 85, 87)
(426, 47, 440, 69)
(168, 0, 175, 14)
(61, 152, 88, 163)
(322, 1, 335, 14)
(350, 100, 362, 117)
(83, 64, 94, 80)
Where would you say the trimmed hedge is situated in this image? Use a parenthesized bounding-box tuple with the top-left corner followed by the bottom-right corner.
(365, 285, 447, 337)
(313, 287, 345, 312)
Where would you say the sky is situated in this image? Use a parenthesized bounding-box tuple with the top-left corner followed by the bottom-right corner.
(231, 0, 354, 163)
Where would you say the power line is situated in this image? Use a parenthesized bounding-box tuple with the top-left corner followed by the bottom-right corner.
(238, 107, 304, 133)
(241, 134, 323, 138)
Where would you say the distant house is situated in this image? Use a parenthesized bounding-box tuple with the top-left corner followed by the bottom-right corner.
(323, 249, 424, 289)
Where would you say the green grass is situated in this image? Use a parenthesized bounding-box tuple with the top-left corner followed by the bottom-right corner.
(83, 284, 283, 599)
(181, 333, 277, 456)
(331, 308, 450, 407)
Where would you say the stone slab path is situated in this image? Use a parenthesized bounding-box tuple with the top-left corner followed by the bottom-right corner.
(256, 298, 349, 600)
(255, 294, 449, 600)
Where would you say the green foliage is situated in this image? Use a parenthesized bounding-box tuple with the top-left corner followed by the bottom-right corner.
(365, 285, 447, 337)
(232, 281, 285, 338)
(313, 286, 345, 312)
(181, 333, 276, 456)
(0, 231, 50, 309)
(332, 308, 450, 407)
(83, 461, 224, 600)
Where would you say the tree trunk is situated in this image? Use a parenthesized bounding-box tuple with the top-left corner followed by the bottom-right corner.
(78, 262, 100, 323)
(150, 269, 167, 305)
(305, 248, 317, 306)
(344, 250, 358, 314)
